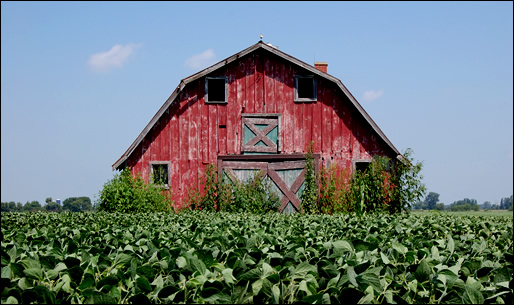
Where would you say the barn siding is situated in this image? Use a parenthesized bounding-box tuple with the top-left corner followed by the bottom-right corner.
(126, 50, 397, 208)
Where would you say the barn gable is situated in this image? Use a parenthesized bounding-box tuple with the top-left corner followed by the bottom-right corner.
(112, 41, 401, 211)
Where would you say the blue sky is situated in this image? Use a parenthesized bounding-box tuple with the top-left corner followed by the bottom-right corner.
(1, 1, 512, 207)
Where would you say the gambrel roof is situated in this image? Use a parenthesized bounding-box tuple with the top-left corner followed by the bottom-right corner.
(113, 41, 400, 170)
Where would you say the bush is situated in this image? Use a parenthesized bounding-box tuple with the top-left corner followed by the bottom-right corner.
(97, 167, 173, 213)
(222, 171, 280, 213)
(188, 164, 279, 214)
(312, 148, 425, 215)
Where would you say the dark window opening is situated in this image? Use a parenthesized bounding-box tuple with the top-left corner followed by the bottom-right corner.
(295, 75, 317, 102)
(152, 164, 169, 186)
(206, 77, 227, 103)
(355, 161, 371, 173)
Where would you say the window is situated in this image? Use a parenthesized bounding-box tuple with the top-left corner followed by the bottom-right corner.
(353, 160, 371, 173)
(294, 75, 317, 102)
(150, 162, 170, 188)
(205, 77, 227, 103)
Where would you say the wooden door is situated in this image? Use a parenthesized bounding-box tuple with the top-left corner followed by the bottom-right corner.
(241, 114, 280, 154)
(219, 159, 306, 213)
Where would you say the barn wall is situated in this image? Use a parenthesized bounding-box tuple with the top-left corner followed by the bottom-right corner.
(126, 49, 396, 208)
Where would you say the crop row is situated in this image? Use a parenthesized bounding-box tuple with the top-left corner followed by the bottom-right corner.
(1, 211, 513, 304)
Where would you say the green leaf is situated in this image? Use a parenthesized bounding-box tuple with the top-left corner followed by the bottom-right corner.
(240, 268, 261, 281)
(2, 265, 11, 279)
(222, 268, 236, 285)
(447, 235, 455, 254)
(357, 272, 382, 294)
(23, 268, 43, 281)
(392, 242, 407, 256)
(189, 256, 207, 275)
(327, 273, 341, 289)
(438, 269, 458, 288)
(61, 274, 73, 293)
(332, 240, 354, 255)
(463, 283, 484, 304)
(4, 296, 18, 304)
(85, 291, 117, 304)
(358, 286, 375, 304)
(414, 260, 431, 282)
(158, 285, 179, 299)
(347, 266, 359, 288)
(431, 245, 440, 260)
(136, 276, 152, 293)
(33, 285, 56, 304)
(113, 253, 132, 267)
(79, 276, 95, 290)
(380, 252, 390, 265)
(18, 277, 33, 290)
(151, 274, 163, 290)
(175, 256, 187, 269)
(271, 284, 280, 304)
(252, 278, 264, 295)
(292, 262, 317, 279)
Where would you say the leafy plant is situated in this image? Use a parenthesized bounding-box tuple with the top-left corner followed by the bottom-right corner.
(300, 141, 319, 214)
(318, 164, 351, 214)
(189, 164, 280, 214)
(389, 147, 426, 213)
(96, 167, 173, 213)
(222, 170, 280, 214)
(308, 147, 426, 215)
(188, 164, 220, 212)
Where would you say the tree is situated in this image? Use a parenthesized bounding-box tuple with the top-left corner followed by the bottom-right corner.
(1, 202, 10, 212)
(45, 201, 61, 212)
(22, 201, 41, 212)
(63, 197, 92, 212)
(434, 203, 445, 211)
(500, 195, 512, 210)
(424, 192, 440, 210)
(389, 148, 426, 212)
(450, 198, 479, 211)
(482, 201, 492, 210)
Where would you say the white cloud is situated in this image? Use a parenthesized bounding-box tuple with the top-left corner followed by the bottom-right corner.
(362, 89, 384, 102)
(184, 49, 216, 70)
(88, 43, 142, 72)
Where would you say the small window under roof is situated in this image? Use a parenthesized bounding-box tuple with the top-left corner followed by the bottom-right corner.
(205, 77, 227, 103)
(294, 75, 317, 102)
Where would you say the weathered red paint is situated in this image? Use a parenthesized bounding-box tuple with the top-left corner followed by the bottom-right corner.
(113, 42, 399, 209)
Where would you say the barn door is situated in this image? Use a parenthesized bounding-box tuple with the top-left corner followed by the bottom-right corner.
(241, 114, 280, 154)
(220, 160, 305, 214)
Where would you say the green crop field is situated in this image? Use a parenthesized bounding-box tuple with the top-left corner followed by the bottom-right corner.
(411, 210, 513, 218)
(1, 211, 512, 304)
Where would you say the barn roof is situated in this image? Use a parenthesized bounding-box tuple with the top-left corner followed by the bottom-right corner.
(113, 41, 400, 170)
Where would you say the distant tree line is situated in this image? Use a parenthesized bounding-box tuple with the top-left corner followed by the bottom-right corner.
(1, 197, 92, 213)
(411, 192, 513, 212)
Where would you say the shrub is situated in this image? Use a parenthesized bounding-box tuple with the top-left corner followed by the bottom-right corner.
(97, 167, 173, 213)
(189, 164, 279, 214)
(222, 171, 280, 213)
(188, 164, 221, 212)
(318, 164, 352, 214)
(308, 148, 425, 215)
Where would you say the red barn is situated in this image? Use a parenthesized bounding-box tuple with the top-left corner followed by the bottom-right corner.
(113, 41, 400, 213)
